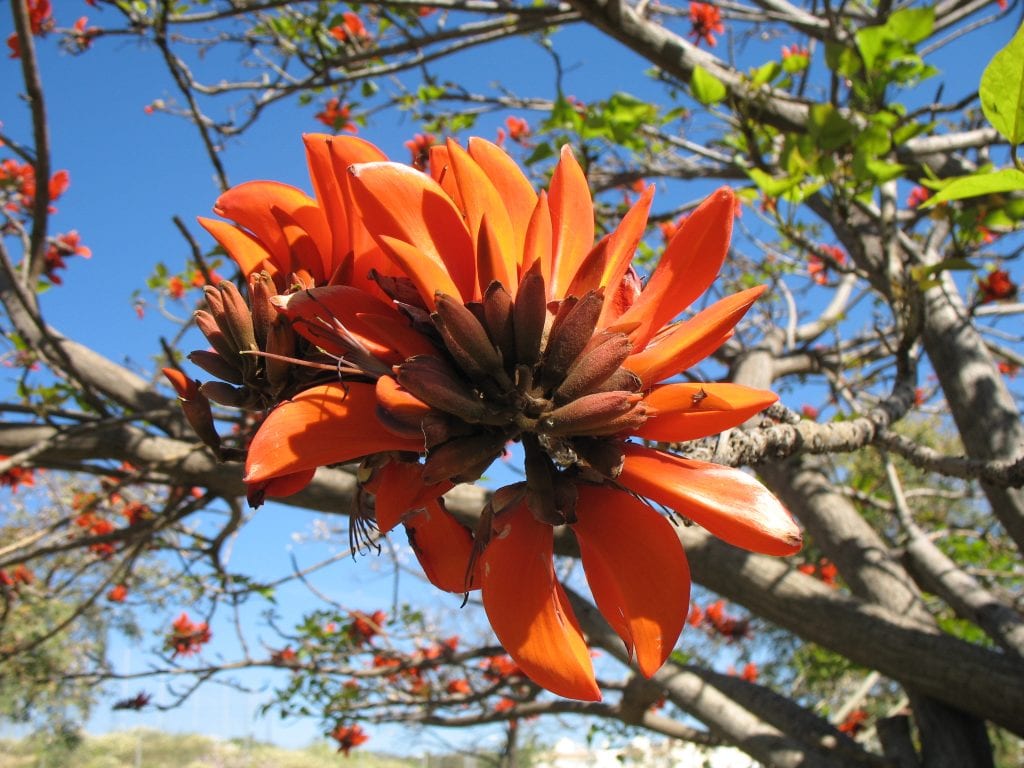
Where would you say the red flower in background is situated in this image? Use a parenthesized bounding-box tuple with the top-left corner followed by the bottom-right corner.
(808, 244, 846, 285)
(838, 709, 869, 736)
(6, 0, 54, 59)
(167, 612, 212, 657)
(404, 132, 436, 171)
(329, 12, 370, 43)
(0, 455, 36, 491)
(688, 3, 724, 47)
(43, 230, 91, 284)
(349, 610, 387, 645)
(978, 269, 1017, 304)
(906, 186, 932, 209)
(330, 723, 369, 755)
(107, 584, 128, 603)
(315, 99, 358, 133)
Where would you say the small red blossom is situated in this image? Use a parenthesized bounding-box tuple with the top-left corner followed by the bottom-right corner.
(43, 230, 91, 285)
(12, 564, 34, 585)
(728, 662, 758, 682)
(687, 603, 703, 626)
(505, 115, 530, 144)
(808, 244, 846, 285)
(906, 186, 932, 209)
(658, 214, 687, 242)
(6, 0, 54, 59)
(167, 612, 212, 657)
(71, 16, 99, 50)
(107, 584, 128, 603)
(0, 456, 36, 491)
(446, 678, 471, 695)
(838, 709, 869, 736)
(494, 698, 516, 713)
(271, 646, 298, 665)
(168, 275, 186, 299)
(781, 44, 809, 60)
(330, 723, 369, 756)
(481, 654, 521, 682)
(819, 560, 838, 587)
(404, 132, 436, 171)
(688, 3, 724, 47)
(998, 361, 1020, 378)
(978, 269, 1017, 304)
(349, 609, 387, 645)
(315, 99, 358, 133)
(329, 12, 370, 43)
(801, 405, 819, 420)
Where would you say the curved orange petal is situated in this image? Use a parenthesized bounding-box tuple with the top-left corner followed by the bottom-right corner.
(254, 468, 316, 502)
(548, 146, 595, 298)
(198, 217, 276, 279)
(377, 236, 462, 311)
(634, 382, 778, 442)
(303, 133, 388, 279)
(611, 187, 735, 350)
(522, 191, 553, 285)
(348, 161, 476, 301)
(482, 501, 600, 700)
(446, 139, 517, 293)
(625, 286, 765, 388)
(371, 461, 452, 533)
(597, 185, 654, 326)
(244, 382, 423, 484)
(619, 443, 803, 556)
(274, 286, 435, 360)
(214, 181, 331, 279)
(405, 499, 479, 592)
(573, 484, 689, 678)
(467, 137, 537, 262)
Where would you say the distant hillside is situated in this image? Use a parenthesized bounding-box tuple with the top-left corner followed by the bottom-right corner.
(0, 729, 418, 768)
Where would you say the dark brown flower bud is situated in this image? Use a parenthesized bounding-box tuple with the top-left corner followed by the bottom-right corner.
(195, 310, 239, 362)
(188, 349, 243, 384)
(264, 319, 295, 394)
(482, 281, 516, 364)
(554, 332, 632, 403)
(540, 391, 643, 437)
(433, 293, 504, 382)
(513, 269, 546, 366)
(249, 271, 277, 350)
(397, 355, 488, 423)
(217, 282, 258, 379)
(200, 381, 248, 408)
(541, 289, 604, 390)
(422, 431, 507, 484)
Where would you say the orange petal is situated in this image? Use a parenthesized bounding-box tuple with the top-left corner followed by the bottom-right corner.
(624, 286, 765, 388)
(371, 461, 452, 533)
(377, 236, 462, 311)
(598, 185, 654, 326)
(244, 382, 423, 484)
(634, 383, 778, 442)
(405, 499, 479, 592)
(349, 161, 476, 302)
(612, 187, 735, 350)
(213, 180, 331, 279)
(198, 217, 276, 279)
(256, 468, 316, 501)
(303, 133, 387, 278)
(468, 137, 537, 261)
(619, 443, 803, 556)
(522, 191, 553, 286)
(548, 146, 595, 298)
(573, 484, 690, 677)
(275, 285, 435, 360)
(482, 501, 600, 700)
(446, 139, 517, 293)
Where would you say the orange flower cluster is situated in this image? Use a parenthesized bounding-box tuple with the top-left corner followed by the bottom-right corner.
(906, 185, 932, 209)
(329, 12, 370, 43)
(43, 230, 91, 285)
(978, 268, 1017, 304)
(797, 557, 838, 587)
(348, 609, 387, 646)
(180, 134, 801, 699)
(315, 99, 358, 133)
(330, 723, 369, 755)
(688, 2, 724, 47)
(688, 599, 751, 641)
(0, 564, 34, 595)
(0, 158, 69, 215)
(6, 0, 53, 59)
(0, 455, 36, 491)
(166, 612, 212, 657)
(808, 244, 846, 285)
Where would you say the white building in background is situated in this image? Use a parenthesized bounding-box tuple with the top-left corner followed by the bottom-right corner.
(534, 735, 757, 768)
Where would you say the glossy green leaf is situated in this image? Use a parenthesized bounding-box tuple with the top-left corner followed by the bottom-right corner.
(691, 65, 727, 105)
(979, 22, 1024, 145)
(921, 168, 1024, 207)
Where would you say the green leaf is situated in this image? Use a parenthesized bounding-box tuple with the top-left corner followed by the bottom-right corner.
(747, 168, 801, 196)
(887, 7, 935, 45)
(808, 104, 854, 150)
(691, 65, 727, 105)
(750, 61, 781, 87)
(979, 22, 1024, 145)
(921, 168, 1024, 207)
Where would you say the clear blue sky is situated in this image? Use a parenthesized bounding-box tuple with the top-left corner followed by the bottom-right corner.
(1, 1, 1017, 755)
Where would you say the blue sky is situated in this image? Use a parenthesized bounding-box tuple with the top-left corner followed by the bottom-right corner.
(1, 1, 1019, 756)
